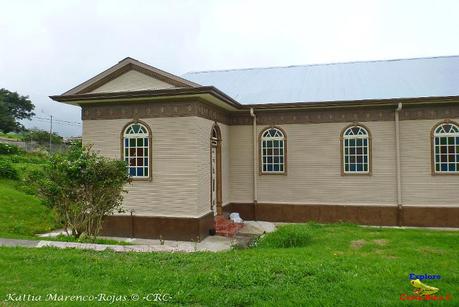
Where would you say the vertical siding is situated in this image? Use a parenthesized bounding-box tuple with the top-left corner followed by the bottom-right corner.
(229, 121, 397, 205)
(400, 118, 459, 205)
(83, 117, 202, 217)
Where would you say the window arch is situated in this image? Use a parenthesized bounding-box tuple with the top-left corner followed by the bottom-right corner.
(260, 127, 286, 174)
(432, 121, 459, 174)
(122, 121, 151, 179)
(341, 124, 371, 175)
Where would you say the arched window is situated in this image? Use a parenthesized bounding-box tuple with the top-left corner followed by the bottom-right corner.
(433, 121, 459, 174)
(341, 125, 370, 174)
(122, 121, 151, 179)
(260, 127, 286, 174)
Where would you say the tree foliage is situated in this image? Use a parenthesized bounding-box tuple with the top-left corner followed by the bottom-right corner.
(29, 143, 131, 238)
(0, 88, 35, 133)
(22, 128, 63, 145)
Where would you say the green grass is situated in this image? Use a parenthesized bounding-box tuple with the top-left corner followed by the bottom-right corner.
(0, 151, 457, 305)
(0, 132, 22, 141)
(48, 234, 132, 246)
(0, 223, 457, 306)
(0, 152, 132, 245)
(0, 150, 58, 239)
(0, 179, 58, 239)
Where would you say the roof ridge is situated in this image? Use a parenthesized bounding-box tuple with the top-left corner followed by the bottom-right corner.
(183, 54, 459, 75)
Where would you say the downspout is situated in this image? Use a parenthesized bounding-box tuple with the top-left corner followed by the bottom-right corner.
(395, 102, 403, 226)
(250, 108, 258, 218)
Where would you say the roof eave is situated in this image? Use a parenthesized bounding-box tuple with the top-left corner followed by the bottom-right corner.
(240, 95, 459, 110)
(50, 86, 242, 110)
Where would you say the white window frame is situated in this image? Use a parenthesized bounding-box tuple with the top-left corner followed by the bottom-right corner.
(433, 122, 459, 174)
(123, 122, 150, 179)
(342, 126, 370, 175)
(260, 127, 286, 174)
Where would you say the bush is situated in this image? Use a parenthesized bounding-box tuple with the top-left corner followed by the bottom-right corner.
(0, 160, 19, 179)
(0, 143, 22, 155)
(28, 143, 131, 239)
(256, 225, 312, 248)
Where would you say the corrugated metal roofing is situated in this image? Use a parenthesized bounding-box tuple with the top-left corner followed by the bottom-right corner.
(182, 56, 459, 104)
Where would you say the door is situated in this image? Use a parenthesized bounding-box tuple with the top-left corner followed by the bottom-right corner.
(210, 124, 222, 216)
(210, 145, 217, 216)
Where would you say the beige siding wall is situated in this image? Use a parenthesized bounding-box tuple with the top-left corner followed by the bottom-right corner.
(229, 125, 254, 202)
(84, 114, 459, 219)
(195, 118, 231, 216)
(83, 117, 203, 217)
(400, 119, 459, 206)
(229, 121, 398, 205)
(90, 70, 175, 93)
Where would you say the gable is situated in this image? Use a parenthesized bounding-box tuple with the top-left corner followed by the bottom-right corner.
(60, 57, 199, 96)
(89, 69, 175, 93)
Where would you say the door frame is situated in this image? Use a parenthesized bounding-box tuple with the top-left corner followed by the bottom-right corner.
(210, 123, 223, 215)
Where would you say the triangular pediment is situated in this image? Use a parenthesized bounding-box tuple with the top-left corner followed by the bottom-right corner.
(63, 57, 199, 95)
(89, 69, 176, 93)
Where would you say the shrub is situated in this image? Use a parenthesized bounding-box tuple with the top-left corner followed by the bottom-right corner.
(0, 143, 22, 155)
(28, 143, 131, 239)
(256, 224, 312, 248)
(0, 160, 19, 179)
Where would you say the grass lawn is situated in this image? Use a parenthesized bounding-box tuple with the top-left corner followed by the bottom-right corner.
(0, 132, 22, 141)
(0, 149, 59, 239)
(0, 154, 129, 245)
(0, 179, 58, 239)
(0, 223, 457, 306)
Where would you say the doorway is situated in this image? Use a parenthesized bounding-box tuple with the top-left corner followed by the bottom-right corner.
(210, 123, 222, 216)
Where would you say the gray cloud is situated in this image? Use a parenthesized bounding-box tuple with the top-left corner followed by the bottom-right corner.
(1, 0, 458, 136)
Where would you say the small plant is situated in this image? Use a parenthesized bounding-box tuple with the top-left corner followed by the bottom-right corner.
(256, 224, 312, 248)
(0, 160, 19, 179)
(28, 143, 131, 239)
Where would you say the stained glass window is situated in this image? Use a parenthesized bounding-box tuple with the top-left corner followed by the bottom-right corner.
(433, 122, 459, 174)
(343, 125, 370, 174)
(261, 127, 286, 174)
(123, 122, 150, 178)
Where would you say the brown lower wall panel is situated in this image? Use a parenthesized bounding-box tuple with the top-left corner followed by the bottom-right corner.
(101, 212, 215, 241)
(225, 203, 459, 227)
(402, 206, 459, 227)
(101, 204, 458, 240)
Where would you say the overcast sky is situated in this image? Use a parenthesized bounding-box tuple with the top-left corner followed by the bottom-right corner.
(1, 0, 459, 136)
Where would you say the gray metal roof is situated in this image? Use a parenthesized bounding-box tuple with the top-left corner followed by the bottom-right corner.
(182, 56, 459, 104)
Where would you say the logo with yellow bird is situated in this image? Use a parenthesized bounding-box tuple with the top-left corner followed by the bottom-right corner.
(410, 279, 439, 296)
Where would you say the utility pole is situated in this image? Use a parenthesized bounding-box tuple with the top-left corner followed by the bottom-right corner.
(49, 115, 53, 152)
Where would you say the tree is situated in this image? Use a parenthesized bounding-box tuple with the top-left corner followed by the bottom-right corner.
(29, 143, 131, 239)
(0, 88, 35, 132)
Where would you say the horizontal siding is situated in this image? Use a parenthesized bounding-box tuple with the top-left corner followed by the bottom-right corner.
(229, 125, 254, 202)
(230, 121, 397, 205)
(90, 70, 175, 93)
(83, 115, 459, 219)
(400, 119, 459, 205)
(83, 117, 201, 217)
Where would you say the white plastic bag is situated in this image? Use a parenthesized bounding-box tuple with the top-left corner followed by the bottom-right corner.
(229, 212, 243, 223)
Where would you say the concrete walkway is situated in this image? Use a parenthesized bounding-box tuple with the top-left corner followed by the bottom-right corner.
(0, 235, 233, 253)
(0, 220, 277, 253)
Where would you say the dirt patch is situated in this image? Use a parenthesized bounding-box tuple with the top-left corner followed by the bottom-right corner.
(350, 239, 367, 249)
(418, 247, 445, 255)
(373, 239, 389, 246)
